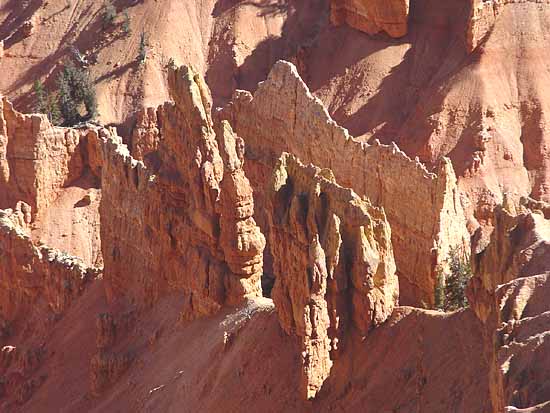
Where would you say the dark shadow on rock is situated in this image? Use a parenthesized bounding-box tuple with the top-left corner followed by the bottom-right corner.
(0, 0, 42, 42)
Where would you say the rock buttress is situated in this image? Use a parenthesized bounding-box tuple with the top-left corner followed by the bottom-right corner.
(100, 66, 264, 317)
(268, 153, 398, 399)
(0, 208, 99, 328)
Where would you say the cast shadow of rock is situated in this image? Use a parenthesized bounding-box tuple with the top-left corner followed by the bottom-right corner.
(206, 0, 328, 107)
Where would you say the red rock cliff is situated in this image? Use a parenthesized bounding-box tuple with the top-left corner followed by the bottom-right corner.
(268, 153, 398, 398)
(100, 66, 265, 318)
(221, 60, 470, 307)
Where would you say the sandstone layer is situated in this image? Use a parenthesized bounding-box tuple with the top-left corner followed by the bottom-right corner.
(330, 0, 410, 38)
(221, 60, 470, 306)
(0, 207, 100, 408)
(269, 153, 398, 398)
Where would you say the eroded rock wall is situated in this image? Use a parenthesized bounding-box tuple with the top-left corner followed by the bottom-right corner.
(0, 208, 99, 330)
(268, 153, 398, 398)
(221, 60, 469, 306)
(497, 273, 550, 410)
(330, 0, 410, 38)
(466, 0, 550, 52)
(471, 202, 550, 321)
(101, 66, 264, 317)
(0, 97, 88, 217)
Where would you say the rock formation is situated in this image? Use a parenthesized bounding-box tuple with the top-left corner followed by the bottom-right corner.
(471, 201, 550, 321)
(330, 0, 410, 38)
(466, 0, 502, 52)
(221, 60, 470, 307)
(466, 0, 550, 52)
(0, 208, 100, 328)
(269, 153, 398, 398)
(101, 65, 265, 317)
(497, 273, 550, 410)
(0, 97, 90, 218)
(0, 207, 100, 408)
(1, 1, 550, 404)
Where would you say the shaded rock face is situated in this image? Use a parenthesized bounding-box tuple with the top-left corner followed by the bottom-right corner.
(101, 66, 264, 317)
(497, 273, 550, 410)
(471, 203, 550, 322)
(330, 0, 410, 38)
(313, 306, 502, 412)
(469, 200, 550, 411)
(221, 60, 469, 307)
(268, 153, 398, 398)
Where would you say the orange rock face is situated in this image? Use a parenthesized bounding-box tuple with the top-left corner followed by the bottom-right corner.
(0, 208, 100, 327)
(101, 66, 265, 317)
(269, 153, 398, 398)
(497, 273, 550, 410)
(465, 0, 550, 52)
(222, 60, 469, 307)
(2, 8, 550, 405)
(0, 97, 87, 218)
(330, 0, 410, 38)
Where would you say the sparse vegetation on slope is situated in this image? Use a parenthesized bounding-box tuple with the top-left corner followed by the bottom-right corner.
(57, 64, 97, 125)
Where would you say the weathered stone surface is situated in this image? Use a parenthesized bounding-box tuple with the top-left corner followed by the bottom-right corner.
(469, 200, 550, 410)
(221, 60, 469, 307)
(497, 273, 550, 410)
(466, 0, 550, 52)
(217, 121, 266, 304)
(90, 350, 133, 395)
(330, 0, 410, 38)
(0, 97, 95, 218)
(0, 208, 100, 326)
(130, 107, 160, 163)
(471, 204, 550, 321)
(269, 153, 398, 399)
(101, 66, 264, 317)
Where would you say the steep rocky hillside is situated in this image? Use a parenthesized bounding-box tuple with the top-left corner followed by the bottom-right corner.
(1, 0, 550, 412)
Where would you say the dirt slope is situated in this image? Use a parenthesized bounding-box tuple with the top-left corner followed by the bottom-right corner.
(0, 0, 325, 131)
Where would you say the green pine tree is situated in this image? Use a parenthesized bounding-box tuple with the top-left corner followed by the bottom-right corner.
(45, 93, 61, 125)
(434, 246, 472, 312)
(138, 31, 148, 64)
(57, 64, 97, 126)
(33, 80, 47, 114)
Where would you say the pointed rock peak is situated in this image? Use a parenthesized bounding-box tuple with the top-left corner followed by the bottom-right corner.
(168, 65, 213, 127)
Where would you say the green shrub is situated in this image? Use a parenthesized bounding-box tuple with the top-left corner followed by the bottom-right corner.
(33, 80, 61, 125)
(33, 80, 47, 113)
(122, 10, 131, 35)
(57, 64, 97, 125)
(138, 31, 148, 64)
(45, 93, 61, 125)
(434, 246, 472, 312)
